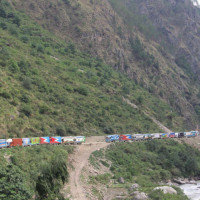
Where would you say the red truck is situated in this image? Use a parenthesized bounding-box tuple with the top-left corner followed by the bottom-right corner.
(10, 138, 23, 147)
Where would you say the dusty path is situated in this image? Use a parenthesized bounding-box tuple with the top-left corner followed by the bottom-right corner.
(123, 97, 172, 133)
(67, 136, 109, 200)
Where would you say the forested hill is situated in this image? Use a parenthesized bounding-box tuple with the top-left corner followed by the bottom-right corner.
(0, 0, 199, 138)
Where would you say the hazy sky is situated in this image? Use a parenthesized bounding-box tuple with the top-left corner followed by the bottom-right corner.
(192, 0, 200, 6)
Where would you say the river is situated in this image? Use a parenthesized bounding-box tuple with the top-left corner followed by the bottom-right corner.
(180, 181, 200, 200)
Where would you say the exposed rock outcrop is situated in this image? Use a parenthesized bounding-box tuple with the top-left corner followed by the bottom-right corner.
(153, 186, 177, 194)
(131, 191, 148, 200)
(129, 183, 139, 191)
(118, 177, 125, 184)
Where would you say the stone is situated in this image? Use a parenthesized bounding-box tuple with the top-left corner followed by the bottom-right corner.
(129, 183, 139, 191)
(153, 186, 177, 194)
(131, 191, 148, 200)
(118, 177, 125, 184)
(173, 178, 186, 184)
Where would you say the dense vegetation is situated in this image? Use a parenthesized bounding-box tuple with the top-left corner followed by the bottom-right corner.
(0, 145, 72, 200)
(0, 0, 184, 138)
(88, 140, 194, 199)
(106, 140, 200, 183)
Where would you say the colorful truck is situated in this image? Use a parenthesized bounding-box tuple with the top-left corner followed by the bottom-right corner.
(10, 138, 23, 147)
(185, 132, 192, 138)
(22, 138, 32, 146)
(143, 134, 153, 140)
(160, 133, 169, 139)
(178, 132, 185, 138)
(50, 136, 62, 144)
(152, 133, 161, 139)
(62, 136, 76, 145)
(190, 131, 198, 137)
(105, 135, 119, 142)
(133, 134, 144, 141)
(169, 132, 175, 138)
(40, 137, 50, 144)
(75, 136, 86, 144)
(31, 137, 40, 145)
(0, 139, 8, 148)
(119, 134, 132, 142)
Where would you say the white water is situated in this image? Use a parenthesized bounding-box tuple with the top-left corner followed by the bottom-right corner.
(180, 181, 200, 200)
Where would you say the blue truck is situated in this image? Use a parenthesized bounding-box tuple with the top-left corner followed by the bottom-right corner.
(105, 135, 119, 142)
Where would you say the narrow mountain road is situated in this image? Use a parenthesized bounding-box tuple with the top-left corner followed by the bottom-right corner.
(63, 98, 172, 199)
(67, 136, 109, 200)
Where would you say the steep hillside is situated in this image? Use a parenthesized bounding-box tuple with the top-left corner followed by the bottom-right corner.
(9, 0, 200, 128)
(0, 0, 183, 138)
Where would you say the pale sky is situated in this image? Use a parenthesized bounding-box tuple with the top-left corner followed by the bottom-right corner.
(192, 0, 200, 6)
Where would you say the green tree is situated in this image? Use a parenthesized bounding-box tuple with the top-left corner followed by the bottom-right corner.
(36, 155, 68, 200)
(0, 165, 32, 200)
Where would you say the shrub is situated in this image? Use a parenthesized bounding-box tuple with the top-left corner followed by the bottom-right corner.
(0, 22, 7, 29)
(36, 155, 68, 199)
(63, 0, 71, 5)
(0, 165, 32, 200)
(0, 90, 11, 99)
(20, 36, 29, 43)
(8, 25, 18, 36)
(12, 16, 20, 26)
(0, 8, 7, 18)
(67, 43, 76, 54)
(20, 94, 30, 103)
(39, 104, 50, 114)
(8, 62, 19, 73)
(56, 125, 66, 136)
(22, 77, 32, 90)
(18, 60, 30, 75)
(75, 86, 89, 96)
(37, 44, 45, 53)
(20, 104, 32, 117)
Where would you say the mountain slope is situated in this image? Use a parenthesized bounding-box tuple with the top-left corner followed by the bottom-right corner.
(8, 0, 200, 129)
(0, 0, 183, 138)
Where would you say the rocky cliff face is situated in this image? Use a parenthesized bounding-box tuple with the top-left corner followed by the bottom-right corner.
(9, 0, 200, 128)
(134, 0, 200, 78)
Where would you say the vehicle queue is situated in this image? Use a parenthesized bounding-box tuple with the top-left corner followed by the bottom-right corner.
(0, 131, 198, 148)
(105, 131, 198, 142)
(0, 136, 86, 148)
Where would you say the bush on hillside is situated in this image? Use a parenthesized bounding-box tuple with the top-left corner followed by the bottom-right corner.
(20, 104, 32, 117)
(106, 140, 200, 183)
(36, 155, 68, 200)
(0, 165, 32, 200)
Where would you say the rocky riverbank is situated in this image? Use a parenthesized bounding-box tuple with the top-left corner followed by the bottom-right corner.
(179, 181, 200, 200)
(173, 178, 198, 185)
(162, 178, 200, 200)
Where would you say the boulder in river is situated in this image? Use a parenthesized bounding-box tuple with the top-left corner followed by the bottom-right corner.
(173, 178, 197, 185)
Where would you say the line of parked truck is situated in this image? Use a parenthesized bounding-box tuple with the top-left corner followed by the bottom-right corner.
(0, 136, 86, 148)
(0, 130, 198, 148)
(105, 131, 199, 142)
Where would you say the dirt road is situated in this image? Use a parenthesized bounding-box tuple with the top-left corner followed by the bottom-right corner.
(176, 136, 200, 150)
(68, 136, 109, 200)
